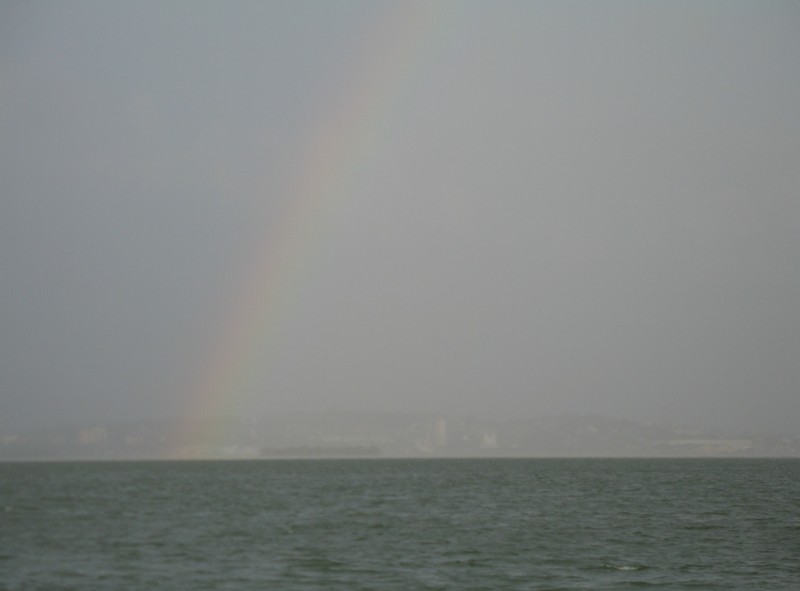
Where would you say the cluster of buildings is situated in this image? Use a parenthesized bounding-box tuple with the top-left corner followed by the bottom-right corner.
(1, 412, 798, 461)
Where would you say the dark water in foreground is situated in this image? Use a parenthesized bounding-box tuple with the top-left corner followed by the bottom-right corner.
(1, 458, 798, 590)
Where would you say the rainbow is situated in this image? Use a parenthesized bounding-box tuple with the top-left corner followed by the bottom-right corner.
(177, 3, 450, 453)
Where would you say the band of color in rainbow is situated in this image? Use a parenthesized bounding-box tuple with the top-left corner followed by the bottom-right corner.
(175, 3, 448, 455)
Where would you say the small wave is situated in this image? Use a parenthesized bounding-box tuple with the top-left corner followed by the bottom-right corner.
(604, 564, 648, 571)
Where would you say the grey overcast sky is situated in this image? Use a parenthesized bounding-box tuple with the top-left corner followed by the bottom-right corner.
(1, 1, 798, 435)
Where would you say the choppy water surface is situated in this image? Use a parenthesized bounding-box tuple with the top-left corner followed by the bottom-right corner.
(1, 458, 798, 590)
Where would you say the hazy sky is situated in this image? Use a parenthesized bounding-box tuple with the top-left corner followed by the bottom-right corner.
(2, 1, 798, 435)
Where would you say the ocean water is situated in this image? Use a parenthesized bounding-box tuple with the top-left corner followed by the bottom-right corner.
(1, 458, 798, 590)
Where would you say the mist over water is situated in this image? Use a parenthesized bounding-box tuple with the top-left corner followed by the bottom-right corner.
(1, 2, 799, 436)
(3, 5, 798, 590)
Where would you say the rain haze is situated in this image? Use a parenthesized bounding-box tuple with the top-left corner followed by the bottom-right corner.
(1, 1, 798, 437)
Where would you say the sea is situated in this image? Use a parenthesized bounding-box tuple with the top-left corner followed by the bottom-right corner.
(1, 458, 798, 590)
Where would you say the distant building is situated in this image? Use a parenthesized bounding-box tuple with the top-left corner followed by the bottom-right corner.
(78, 427, 108, 445)
(433, 419, 448, 448)
(480, 432, 498, 449)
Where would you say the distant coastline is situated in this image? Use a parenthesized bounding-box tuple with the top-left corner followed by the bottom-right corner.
(2, 412, 799, 462)
(260, 445, 381, 458)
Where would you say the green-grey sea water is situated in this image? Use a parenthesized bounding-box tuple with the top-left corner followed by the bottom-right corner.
(1, 458, 798, 590)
